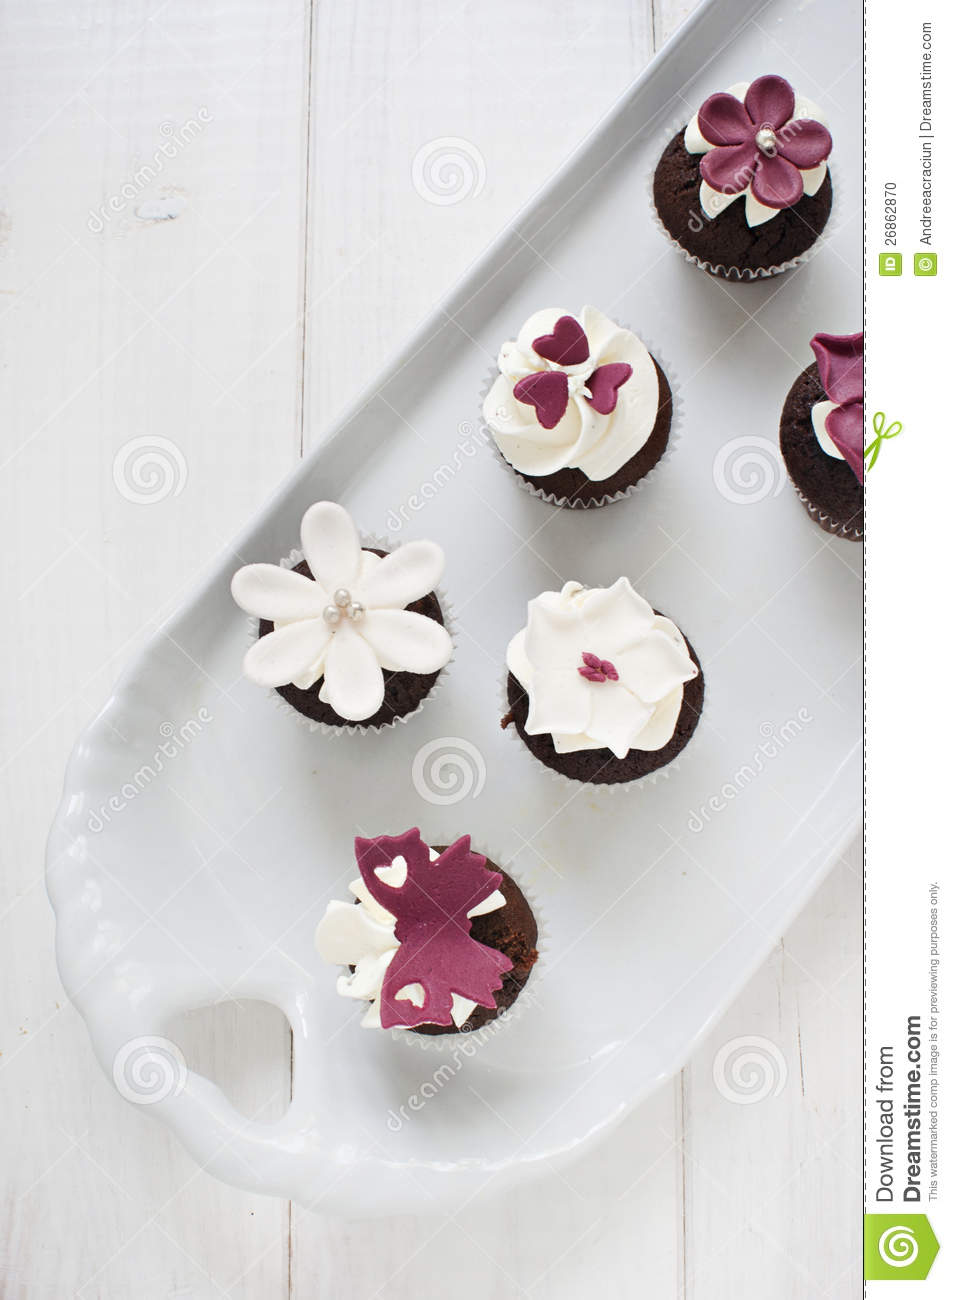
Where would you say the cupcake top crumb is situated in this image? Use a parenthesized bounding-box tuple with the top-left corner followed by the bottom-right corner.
(684, 74, 832, 228)
(231, 502, 452, 722)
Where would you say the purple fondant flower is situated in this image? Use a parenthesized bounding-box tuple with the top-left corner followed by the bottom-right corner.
(810, 332, 863, 481)
(698, 74, 832, 210)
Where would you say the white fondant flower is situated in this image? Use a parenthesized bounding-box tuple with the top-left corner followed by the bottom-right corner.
(482, 305, 660, 480)
(314, 848, 505, 1029)
(506, 579, 699, 759)
(231, 502, 452, 722)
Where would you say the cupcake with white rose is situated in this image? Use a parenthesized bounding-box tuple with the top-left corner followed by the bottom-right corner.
(315, 828, 539, 1037)
(482, 306, 673, 507)
(231, 502, 453, 731)
(502, 578, 704, 785)
(652, 74, 833, 279)
(779, 332, 863, 540)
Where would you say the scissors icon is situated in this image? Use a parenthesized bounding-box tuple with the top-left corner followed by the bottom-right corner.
(865, 411, 902, 470)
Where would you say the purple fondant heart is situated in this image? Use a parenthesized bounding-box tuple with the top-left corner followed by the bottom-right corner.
(586, 362, 633, 415)
(532, 315, 590, 366)
(513, 370, 570, 429)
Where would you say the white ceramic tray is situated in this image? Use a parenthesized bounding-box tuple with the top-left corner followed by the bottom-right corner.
(47, 0, 862, 1217)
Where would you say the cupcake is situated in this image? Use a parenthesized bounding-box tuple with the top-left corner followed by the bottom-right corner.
(315, 829, 539, 1035)
(653, 74, 833, 279)
(502, 578, 703, 785)
(231, 502, 453, 730)
(482, 305, 673, 507)
(779, 332, 863, 540)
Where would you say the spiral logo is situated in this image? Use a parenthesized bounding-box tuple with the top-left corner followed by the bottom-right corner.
(712, 436, 786, 505)
(878, 1226, 919, 1268)
(112, 436, 188, 504)
(713, 1035, 787, 1105)
(113, 1036, 187, 1105)
(412, 137, 486, 206)
(412, 737, 486, 805)
(759, 721, 775, 739)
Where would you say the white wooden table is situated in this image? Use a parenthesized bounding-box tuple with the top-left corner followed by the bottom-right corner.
(0, 2, 860, 1295)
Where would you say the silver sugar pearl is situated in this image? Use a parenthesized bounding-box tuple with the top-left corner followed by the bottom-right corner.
(347, 601, 365, 623)
(323, 604, 343, 626)
(333, 587, 351, 607)
(754, 126, 778, 157)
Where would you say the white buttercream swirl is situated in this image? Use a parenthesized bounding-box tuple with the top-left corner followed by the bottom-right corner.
(482, 305, 661, 480)
(506, 579, 698, 759)
(231, 501, 453, 722)
(684, 82, 829, 228)
(314, 844, 506, 1030)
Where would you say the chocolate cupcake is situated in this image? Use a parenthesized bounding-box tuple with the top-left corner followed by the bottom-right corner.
(779, 332, 863, 540)
(314, 829, 539, 1036)
(482, 306, 673, 507)
(653, 74, 833, 280)
(231, 502, 453, 731)
(503, 578, 703, 785)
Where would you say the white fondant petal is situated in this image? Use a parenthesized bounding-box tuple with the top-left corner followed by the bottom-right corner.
(315, 900, 392, 965)
(578, 578, 655, 652)
(811, 399, 845, 460)
(629, 686, 685, 751)
(451, 994, 477, 1028)
(526, 667, 592, 738)
(744, 190, 780, 227)
(587, 684, 653, 760)
(614, 629, 696, 703)
(242, 619, 331, 688)
(322, 621, 385, 721)
(468, 888, 506, 918)
(355, 540, 445, 610)
(338, 950, 395, 1002)
(801, 160, 827, 197)
(699, 180, 744, 220)
(358, 609, 452, 673)
(231, 563, 328, 620)
(300, 501, 362, 594)
(525, 594, 584, 668)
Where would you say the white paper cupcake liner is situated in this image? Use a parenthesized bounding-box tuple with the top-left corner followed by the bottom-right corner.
(387, 847, 548, 1054)
(478, 327, 681, 511)
(243, 533, 456, 739)
(790, 481, 864, 542)
(497, 669, 692, 797)
(647, 114, 834, 282)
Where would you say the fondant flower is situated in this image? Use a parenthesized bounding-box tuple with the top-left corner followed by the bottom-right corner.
(810, 332, 863, 482)
(507, 579, 698, 759)
(231, 502, 452, 722)
(685, 77, 831, 227)
(314, 830, 509, 1030)
(482, 306, 661, 480)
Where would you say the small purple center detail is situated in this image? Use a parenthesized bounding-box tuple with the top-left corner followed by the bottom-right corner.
(578, 651, 619, 683)
(532, 315, 590, 366)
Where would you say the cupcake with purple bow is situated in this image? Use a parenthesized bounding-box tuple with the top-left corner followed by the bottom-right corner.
(779, 332, 863, 540)
(315, 828, 539, 1036)
(482, 305, 673, 507)
(652, 74, 833, 279)
(231, 502, 453, 732)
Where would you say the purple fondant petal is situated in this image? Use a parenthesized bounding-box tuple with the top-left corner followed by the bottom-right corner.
(810, 332, 864, 406)
(826, 402, 864, 482)
(531, 314, 590, 366)
(354, 830, 512, 1031)
(586, 362, 633, 415)
(513, 370, 570, 429)
(776, 118, 832, 169)
(750, 153, 804, 208)
(699, 141, 758, 195)
(744, 74, 796, 130)
(697, 91, 754, 145)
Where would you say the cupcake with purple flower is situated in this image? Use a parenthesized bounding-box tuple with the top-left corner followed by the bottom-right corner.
(652, 74, 833, 279)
